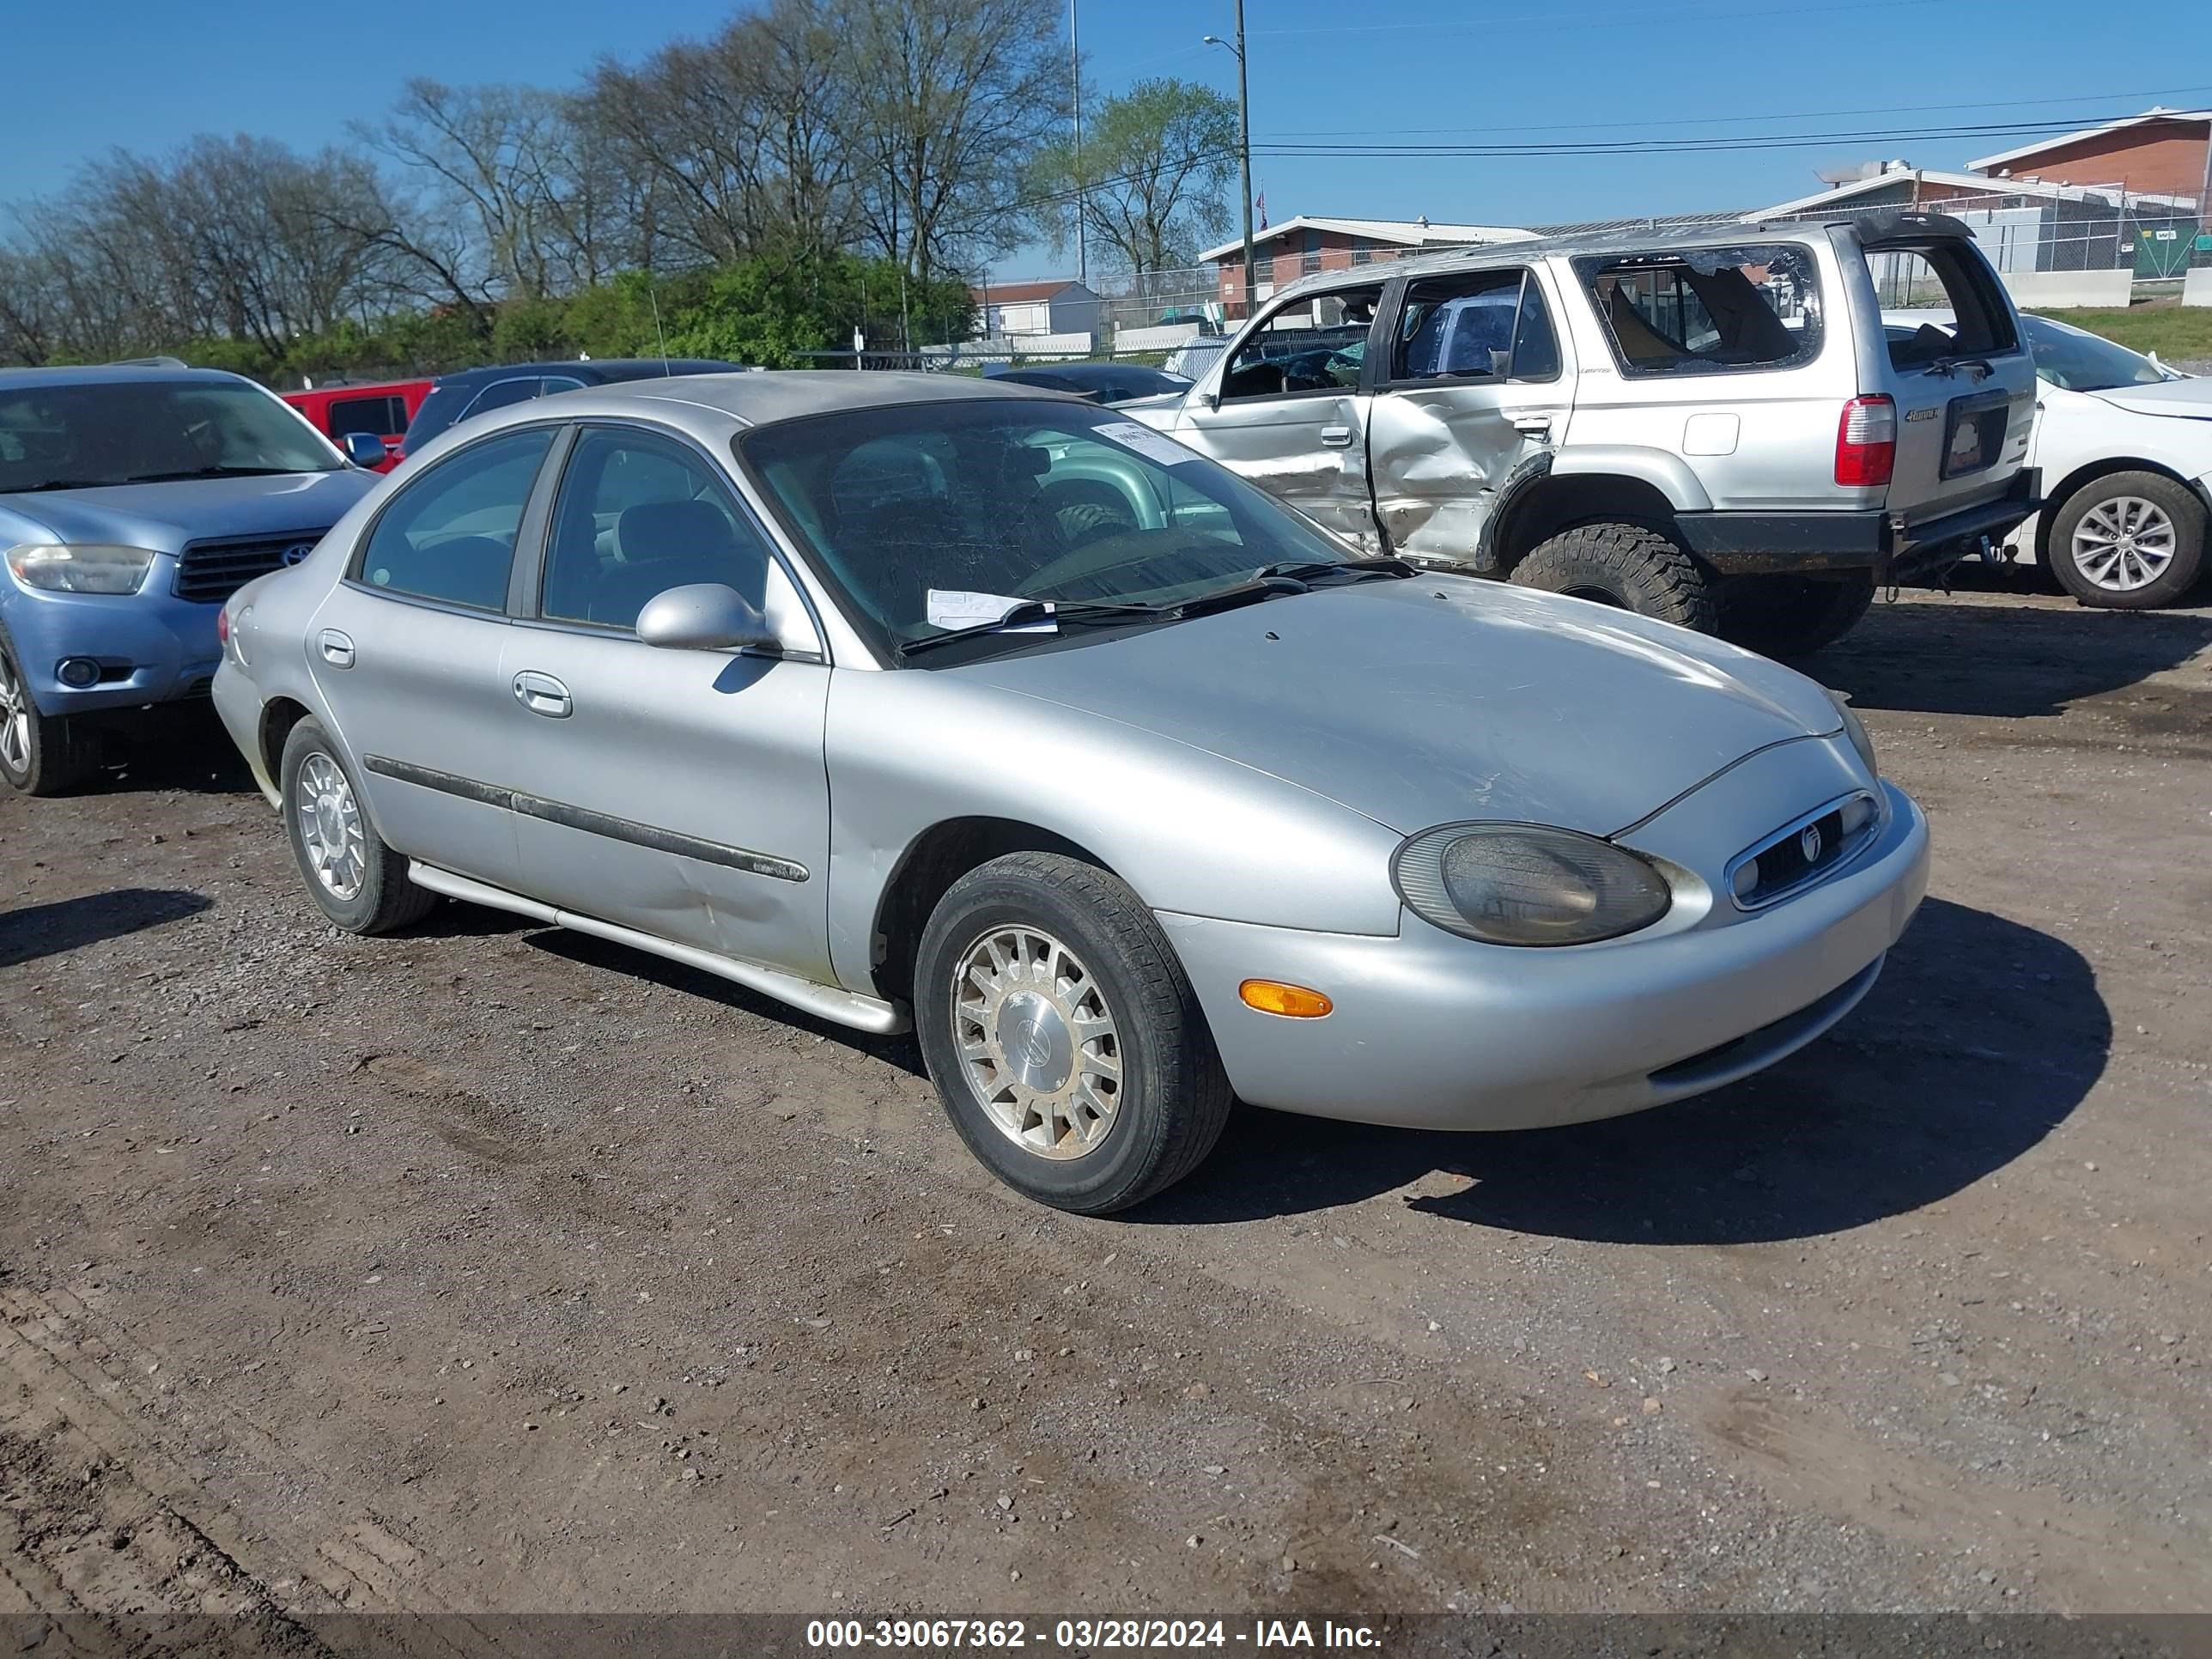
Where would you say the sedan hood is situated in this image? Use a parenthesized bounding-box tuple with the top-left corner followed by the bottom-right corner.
(0, 470, 376, 551)
(957, 578, 1844, 836)
(2090, 376, 2212, 420)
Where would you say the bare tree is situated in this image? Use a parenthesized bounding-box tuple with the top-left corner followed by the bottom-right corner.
(584, 0, 856, 272)
(830, 0, 1068, 276)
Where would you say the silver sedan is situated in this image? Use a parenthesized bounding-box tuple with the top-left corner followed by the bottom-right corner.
(212, 372, 1929, 1213)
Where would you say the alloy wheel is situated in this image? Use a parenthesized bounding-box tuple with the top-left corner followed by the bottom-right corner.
(2071, 495, 2177, 592)
(0, 648, 27, 779)
(296, 751, 368, 901)
(951, 924, 1124, 1159)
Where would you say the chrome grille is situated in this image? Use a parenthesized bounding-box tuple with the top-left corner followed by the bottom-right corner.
(1726, 791, 1881, 911)
(173, 531, 328, 604)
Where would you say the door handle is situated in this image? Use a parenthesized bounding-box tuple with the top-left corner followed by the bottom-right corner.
(318, 629, 355, 668)
(1511, 414, 1553, 436)
(1318, 424, 1355, 448)
(511, 670, 572, 719)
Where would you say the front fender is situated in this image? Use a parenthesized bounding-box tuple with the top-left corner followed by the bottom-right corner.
(821, 669, 1406, 998)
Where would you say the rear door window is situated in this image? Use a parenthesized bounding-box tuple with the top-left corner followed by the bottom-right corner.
(354, 427, 553, 610)
(1864, 243, 2019, 369)
(1576, 244, 1821, 377)
(1392, 270, 1561, 383)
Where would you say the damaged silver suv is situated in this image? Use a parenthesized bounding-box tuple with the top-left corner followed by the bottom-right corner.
(1127, 211, 2039, 655)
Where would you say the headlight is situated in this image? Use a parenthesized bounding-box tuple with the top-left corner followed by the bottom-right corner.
(1829, 689, 1877, 777)
(5, 543, 157, 595)
(1392, 822, 1673, 946)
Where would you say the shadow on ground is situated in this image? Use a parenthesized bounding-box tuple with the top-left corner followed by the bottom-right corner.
(75, 705, 257, 796)
(1815, 584, 2212, 720)
(1141, 898, 2106, 1243)
(520, 926, 929, 1078)
(0, 887, 212, 968)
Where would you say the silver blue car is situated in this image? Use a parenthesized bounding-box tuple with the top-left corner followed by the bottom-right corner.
(211, 373, 1929, 1214)
(0, 365, 379, 793)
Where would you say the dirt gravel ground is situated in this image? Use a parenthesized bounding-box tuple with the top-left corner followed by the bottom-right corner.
(2, 581, 2208, 1622)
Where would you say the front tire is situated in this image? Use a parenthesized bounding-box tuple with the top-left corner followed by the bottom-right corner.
(0, 622, 102, 797)
(914, 852, 1232, 1214)
(1509, 522, 1717, 633)
(1718, 571, 1876, 659)
(279, 719, 435, 934)
(2046, 471, 2206, 609)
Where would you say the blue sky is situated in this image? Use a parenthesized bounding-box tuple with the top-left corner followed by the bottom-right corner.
(5, 0, 2209, 279)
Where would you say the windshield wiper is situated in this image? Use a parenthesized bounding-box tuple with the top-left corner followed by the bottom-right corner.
(4, 478, 121, 494)
(897, 599, 1170, 659)
(1249, 556, 1414, 586)
(119, 465, 321, 483)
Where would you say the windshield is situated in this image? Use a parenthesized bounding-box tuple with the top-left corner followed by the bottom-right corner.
(738, 399, 1359, 657)
(2023, 316, 2167, 392)
(0, 378, 342, 493)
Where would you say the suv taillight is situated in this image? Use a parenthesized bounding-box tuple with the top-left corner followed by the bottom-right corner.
(216, 606, 230, 646)
(1835, 395, 1896, 488)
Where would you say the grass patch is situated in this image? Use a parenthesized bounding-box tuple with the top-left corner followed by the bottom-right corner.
(2032, 303, 2212, 361)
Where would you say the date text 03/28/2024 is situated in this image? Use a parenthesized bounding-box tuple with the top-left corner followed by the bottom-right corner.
(804, 1618, 1382, 1650)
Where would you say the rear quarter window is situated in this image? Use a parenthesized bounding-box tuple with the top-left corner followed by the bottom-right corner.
(1575, 244, 1822, 377)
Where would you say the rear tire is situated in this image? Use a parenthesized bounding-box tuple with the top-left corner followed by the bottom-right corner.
(1718, 571, 1877, 659)
(2045, 471, 2206, 610)
(0, 623, 102, 797)
(1510, 522, 1717, 633)
(279, 719, 435, 934)
(914, 851, 1232, 1215)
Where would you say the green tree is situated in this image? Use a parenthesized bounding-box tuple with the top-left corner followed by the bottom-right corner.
(1030, 78, 1239, 275)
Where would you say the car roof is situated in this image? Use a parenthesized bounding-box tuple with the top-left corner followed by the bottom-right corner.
(988, 361, 1172, 382)
(528, 369, 1078, 428)
(0, 363, 263, 392)
(429, 359, 737, 388)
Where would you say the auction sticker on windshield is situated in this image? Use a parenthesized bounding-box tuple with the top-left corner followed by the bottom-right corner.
(1094, 421, 1200, 466)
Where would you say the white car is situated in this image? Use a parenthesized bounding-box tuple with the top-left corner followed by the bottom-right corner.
(1887, 310, 2211, 607)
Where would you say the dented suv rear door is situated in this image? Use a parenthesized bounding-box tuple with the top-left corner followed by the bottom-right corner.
(1364, 264, 1577, 565)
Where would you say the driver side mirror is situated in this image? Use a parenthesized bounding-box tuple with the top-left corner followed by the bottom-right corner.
(341, 432, 389, 468)
(636, 582, 777, 653)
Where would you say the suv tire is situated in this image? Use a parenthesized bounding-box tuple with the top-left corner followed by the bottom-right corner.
(1510, 523, 1717, 633)
(1718, 572, 1876, 659)
(914, 851, 1233, 1215)
(279, 719, 436, 934)
(0, 622, 103, 797)
(2046, 471, 2206, 610)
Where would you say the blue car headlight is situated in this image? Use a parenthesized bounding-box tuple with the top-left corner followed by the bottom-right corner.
(1392, 822, 1672, 946)
(5, 543, 157, 595)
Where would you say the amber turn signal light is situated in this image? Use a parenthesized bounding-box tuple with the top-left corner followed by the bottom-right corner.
(1238, 980, 1334, 1018)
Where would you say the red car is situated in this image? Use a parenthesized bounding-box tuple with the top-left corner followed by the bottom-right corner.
(281, 379, 432, 472)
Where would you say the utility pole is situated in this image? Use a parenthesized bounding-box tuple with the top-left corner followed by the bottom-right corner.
(1071, 0, 1086, 288)
(1204, 4, 1255, 319)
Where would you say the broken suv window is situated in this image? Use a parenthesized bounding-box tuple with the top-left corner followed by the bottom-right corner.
(1864, 242, 2019, 370)
(1575, 244, 1822, 377)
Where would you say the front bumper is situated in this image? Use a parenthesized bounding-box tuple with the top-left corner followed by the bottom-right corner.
(2, 565, 222, 716)
(1158, 776, 1928, 1132)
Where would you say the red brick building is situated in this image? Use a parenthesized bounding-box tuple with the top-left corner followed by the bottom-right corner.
(1968, 108, 2212, 204)
(1200, 216, 1534, 318)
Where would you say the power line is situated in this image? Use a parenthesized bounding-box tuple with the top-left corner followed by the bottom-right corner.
(1264, 84, 2212, 142)
(1247, 110, 2210, 160)
(1248, 0, 1953, 35)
